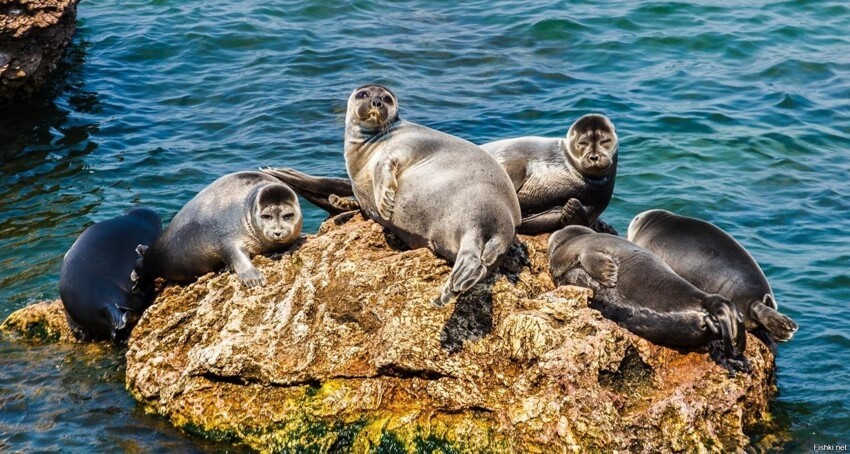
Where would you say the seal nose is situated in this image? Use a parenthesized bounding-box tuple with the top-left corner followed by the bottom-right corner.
(371, 98, 383, 108)
(588, 153, 600, 163)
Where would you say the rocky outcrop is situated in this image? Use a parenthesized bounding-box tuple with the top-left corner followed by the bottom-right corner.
(0, 0, 79, 102)
(1, 299, 76, 342)
(118, 213, 777, 452)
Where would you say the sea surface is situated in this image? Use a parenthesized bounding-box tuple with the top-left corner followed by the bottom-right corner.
(1, 0, 848, 451)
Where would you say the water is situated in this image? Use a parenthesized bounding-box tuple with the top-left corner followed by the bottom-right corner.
(1, 0, 848, 450)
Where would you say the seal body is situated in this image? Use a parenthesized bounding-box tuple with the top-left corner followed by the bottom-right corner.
(59, 207, 162, 340)
(627, 209, 798, 341)
(140, 171, 302, 287)
(480, 114, 618, 234)
(341, 84, 521, 305)
(549, 225, 746, 357)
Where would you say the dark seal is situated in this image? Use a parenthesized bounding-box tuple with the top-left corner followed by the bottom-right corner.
(138, 171, 302, 288)
(59, 207, 162, 341)
(480, 114, 619, 234)
(627, 209, 798, 342)
(548, 225, 747, 363)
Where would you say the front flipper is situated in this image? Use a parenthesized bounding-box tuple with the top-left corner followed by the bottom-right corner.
(560, 198, 591, 227)
(706, 297, 746, 357)
(578, 250, 618, 287)
(750, 301, 798, 341)
(374, 158, 400, 220)
(222, 245, 266, 288)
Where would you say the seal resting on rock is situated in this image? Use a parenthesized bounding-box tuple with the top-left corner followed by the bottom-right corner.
(267, 84, 521, 305)
(137, 171, 302, 288)
(59, 207, 162, 340)
(480, 114, 619, 234)
(626, 209, 798, 342)
(549, 225, 748, 366)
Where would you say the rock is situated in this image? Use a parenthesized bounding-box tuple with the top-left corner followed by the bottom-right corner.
(1, 299, 77, 342)
(122, 213, 777, 452)
(0, 0, 79, 102)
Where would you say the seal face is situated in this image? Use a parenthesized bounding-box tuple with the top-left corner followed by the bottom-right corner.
(627, 209, 798, 341)
(59, 207, 162, 341)
(343, 83, 521, 306)
(480, 114, 619, 234)
(139, 171, 302, 288)
(548, 225, 747, 361)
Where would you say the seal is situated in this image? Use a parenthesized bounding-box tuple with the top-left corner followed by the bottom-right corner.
(548, 225, 747, 360)
(137, 171, 302, 288)
(272, 84, 520, 306)
(480, 114, 618, 234)
(626, 209, 798, 341)
(59, 207, 162, 341)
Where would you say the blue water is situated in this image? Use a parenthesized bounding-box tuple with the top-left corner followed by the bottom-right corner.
(1, 0, 848, 450)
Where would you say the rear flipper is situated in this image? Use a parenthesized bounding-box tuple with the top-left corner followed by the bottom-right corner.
(705, 296, 746, 357)
(590, 218, 619, 236)
(518, 208, 563, 234)
(750, 300, 798, 341)
(434, 234, 508, 307)
(261, 167, 356, 215)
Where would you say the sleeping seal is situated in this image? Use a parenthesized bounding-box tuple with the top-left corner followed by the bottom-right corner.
(480, 114, 618, 234)
(549, 225, 747, 360)
(137, 171, 302, 288)
(627, 209, 798, 341)
(59, 207, 162, 340)
(268, 84, 521, 305)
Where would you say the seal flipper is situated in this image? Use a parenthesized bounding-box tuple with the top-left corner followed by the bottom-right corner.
(260, 167, 354, 197)
(706, 296, 746, 357)
(750, 299, 798, 341)
(578, 250, 618, 287)
(560, 198, 591, 227)
(435, 234, 488, 307)
(590, 218, 619, 236)
(518, 208, 563, 234)
(329, 194, 360, 212)
(373, 157, 400, 220)
(221, 245, 265, 288)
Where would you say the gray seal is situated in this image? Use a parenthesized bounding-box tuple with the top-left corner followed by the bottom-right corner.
(138, 171, 302, 288)
(59, 207, 162, 340)
(480, 114, 618, 234)
(549, 225, 747, 360)
(272, 84, 520, 305)
(626, 209, 798, 341)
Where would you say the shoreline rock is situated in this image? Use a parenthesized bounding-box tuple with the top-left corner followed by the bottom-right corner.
(117, 213, 777, 452)
(0, 0, 79, 102)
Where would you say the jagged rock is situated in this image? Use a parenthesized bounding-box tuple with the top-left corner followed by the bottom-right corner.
(0, 0, 79, 102)
(117, 213, 777, 452)
(1, 299, 77, 342)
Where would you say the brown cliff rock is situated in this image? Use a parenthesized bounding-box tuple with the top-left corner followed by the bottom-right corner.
(0, 0, 79, 102)
(119, 213, 777, 452)
(1, 299, 76, 342)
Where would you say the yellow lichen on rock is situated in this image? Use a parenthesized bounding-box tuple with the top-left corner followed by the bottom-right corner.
(1, 299, 76, 342)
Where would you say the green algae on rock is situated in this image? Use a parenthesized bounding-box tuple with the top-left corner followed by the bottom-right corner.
(123, 213, 777, 452)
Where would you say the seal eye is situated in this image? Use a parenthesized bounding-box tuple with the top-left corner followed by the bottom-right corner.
(578, 140, 590, 147)
(382, 95, 393, 105)
(261, 214, 273, 220)
(600, 138, 613, 146)
(356, 91, 369, 99)
(283, 213, 295, 221)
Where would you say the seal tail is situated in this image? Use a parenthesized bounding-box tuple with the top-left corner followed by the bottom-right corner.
(750, 298, 798, 341)
(706, 296, 746, 357)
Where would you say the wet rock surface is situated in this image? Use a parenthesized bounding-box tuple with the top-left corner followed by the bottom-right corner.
(114, 213, 777, 452)
(0, 0, 79, 102)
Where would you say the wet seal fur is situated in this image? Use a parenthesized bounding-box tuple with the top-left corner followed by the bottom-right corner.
(137, 171, 302, 288)
(549, 225, 749, 371)
(627, 209, 798, 343)
(270, 84, 521, 306)
(480, 114, 618, 234)
(59, 207, 162, 341)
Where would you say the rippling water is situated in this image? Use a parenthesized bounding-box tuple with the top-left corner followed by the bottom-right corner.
(1, 0, 848, 450)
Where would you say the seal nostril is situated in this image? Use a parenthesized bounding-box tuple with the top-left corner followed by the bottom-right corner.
(589, 154, 599, 162)
(372, 99, 382, 108)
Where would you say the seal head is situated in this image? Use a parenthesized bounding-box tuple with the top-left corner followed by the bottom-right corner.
(347, 84, 399, 133)
(564, 114, 618, 179)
